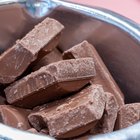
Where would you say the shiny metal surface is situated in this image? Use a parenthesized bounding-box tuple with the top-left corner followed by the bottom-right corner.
(0, 123, 53, 140)
(0, 0, 140, 140)
(1, 121, 140, 140)
(92, 122, 140, 140)
(0, 0, 26, 5)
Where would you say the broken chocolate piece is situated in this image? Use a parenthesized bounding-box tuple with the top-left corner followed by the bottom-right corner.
(33, 48, 62, 71)
(0, 44, 34, 84)
(0, 18, 64, 84)
(115, 103, 140, 129)
(28, 84, 106, 138)
(90, 92, 119, 134)
(0, 105, 31, 130)
(20, 17, 64, 54)
(63, 40, 124, 107)
(5, 58, 95, 108)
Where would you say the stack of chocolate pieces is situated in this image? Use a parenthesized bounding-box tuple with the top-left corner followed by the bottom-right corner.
(0, 17, 139, 139)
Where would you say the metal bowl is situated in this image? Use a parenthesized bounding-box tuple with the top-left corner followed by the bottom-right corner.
(0, 0, 140, 139)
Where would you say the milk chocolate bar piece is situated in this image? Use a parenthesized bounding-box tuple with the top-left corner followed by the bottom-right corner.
(5, 58, 95, 108)
(33, 48, 62, 71)
(0, 44, 34, 84)
(0, 18, 64, 84)
(63, 40, 124, 107)
(0, 105, 31, 130)
(90, 92, 119, 134)
(116, 103, 140, 129)
(28, 84, 106, 138)
(20, 18, 64, 54)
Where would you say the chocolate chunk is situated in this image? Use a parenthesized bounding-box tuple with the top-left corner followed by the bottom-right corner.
(63, 40, 95, 59)
(90, 92, 119, 134)
(115, 103, 140, 129)
(28, 84, 106, 138)
(19, 17, 64, 54)
(33, 48, 62, 71)
(0, 18, 64, 84)
(5, 58, 96, 108)
(63, 40, 124, 107)
(0, 105, 31, 130)
(0, 44, 34, 84)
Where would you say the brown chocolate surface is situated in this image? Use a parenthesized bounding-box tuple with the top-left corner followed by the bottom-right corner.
(115, 103, 140, 129)
(90, 92, 119, 134)
(33, 48, 62, 71)
(0, 43, 34, 84)
(75, 135, 90, 140)
(0, 18, 64, 84)
(28, 84, 106, 138)
(63, 40, 124, 107)
(19, 17, 64, 55)
(5, 58, 95, 108)
(0, 105, 31, 130)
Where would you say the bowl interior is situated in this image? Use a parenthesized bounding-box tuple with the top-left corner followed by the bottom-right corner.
(0, 3, 140, 140)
